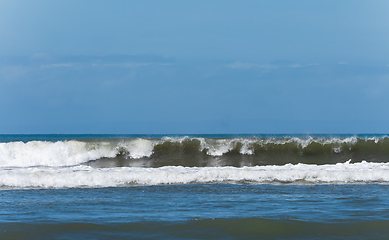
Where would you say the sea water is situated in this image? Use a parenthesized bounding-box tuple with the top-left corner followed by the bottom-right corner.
(1, 134, 389, 239)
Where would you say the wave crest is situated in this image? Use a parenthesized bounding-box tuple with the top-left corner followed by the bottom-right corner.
(1, 136, 389, 167)
(0, 141, 117, 167)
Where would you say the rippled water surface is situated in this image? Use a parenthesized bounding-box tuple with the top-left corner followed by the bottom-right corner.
(1, 184, 389, 239)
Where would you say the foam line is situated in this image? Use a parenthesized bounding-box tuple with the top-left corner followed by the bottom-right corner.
(2, 161, 389, 189)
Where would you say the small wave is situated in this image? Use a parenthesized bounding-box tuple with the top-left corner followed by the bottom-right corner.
(2, 161, 389, 189)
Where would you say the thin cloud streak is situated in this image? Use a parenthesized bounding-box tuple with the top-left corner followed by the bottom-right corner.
(226, 62, 278, 70)
(41, 63, 74, 69)
(289, 63, 320, 68)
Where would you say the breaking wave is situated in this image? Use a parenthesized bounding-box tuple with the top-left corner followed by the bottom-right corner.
(2, 136, 389, 189)
(1, 136, 389, 167)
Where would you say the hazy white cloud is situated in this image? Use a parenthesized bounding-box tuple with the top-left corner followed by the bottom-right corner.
(39, 61, 172, 69)
(338, 61, 348, 65)
(103, 62, 151, 67)
(102, 62, 153, 68)
(30, 53, 50, 60)
(289, 63, 319, 68)
(226, 61, 321, 69)
(226, 62, 278, 69)
(41, 63, 74, 69)
(94, 62, 172, 68)
(289, 64, 302, 68)
(0, 65, 31, 82)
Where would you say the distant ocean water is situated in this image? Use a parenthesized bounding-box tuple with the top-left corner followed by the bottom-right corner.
(1, 134, 389, 239)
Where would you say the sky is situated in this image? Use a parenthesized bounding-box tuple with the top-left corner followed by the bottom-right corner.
(1, 0, 389, 134)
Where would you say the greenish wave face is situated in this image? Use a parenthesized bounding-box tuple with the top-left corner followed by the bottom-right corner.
(2, 135, 389, 168)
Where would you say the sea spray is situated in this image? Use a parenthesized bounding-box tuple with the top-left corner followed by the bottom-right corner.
(1, 136, 389, 167)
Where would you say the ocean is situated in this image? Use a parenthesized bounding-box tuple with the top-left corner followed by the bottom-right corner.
(1, 134, 389, 239)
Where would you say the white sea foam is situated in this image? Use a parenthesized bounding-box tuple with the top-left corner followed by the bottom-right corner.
(239, 139, 256, 155)
(0, 139, 159, 167)
(254, 136, 359, 154)
(1, 161, 389, 189)
(197, 138, 256, 156)
(0, 141, 117, 167)
(197, 136, 357, 156)
(363, 136, 387, 144)
(119, 138, 155, 159)
(259, 136, 358, 148)
(199, 138, 235, 156)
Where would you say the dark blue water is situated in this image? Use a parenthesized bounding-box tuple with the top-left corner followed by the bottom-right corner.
(2, 184, 389, 223)
(1, 184, 389, 239)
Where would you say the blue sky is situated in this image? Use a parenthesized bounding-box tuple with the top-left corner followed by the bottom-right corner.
(1, 0, 389, 134)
